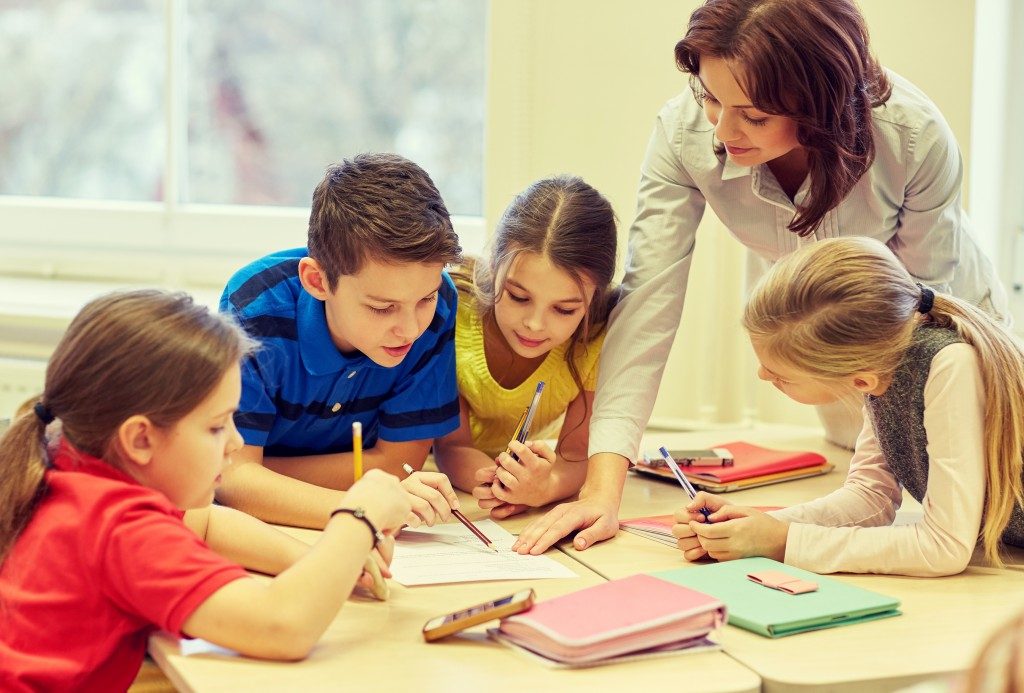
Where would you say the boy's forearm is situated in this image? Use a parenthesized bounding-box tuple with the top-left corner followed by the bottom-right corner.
(204, 504, 311, 575)
(216, 461, 346, 529)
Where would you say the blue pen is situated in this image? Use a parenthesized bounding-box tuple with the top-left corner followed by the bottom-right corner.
(659, 446, 713, 522)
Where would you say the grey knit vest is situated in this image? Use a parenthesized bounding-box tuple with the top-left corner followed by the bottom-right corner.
(866, 325, 1024, 548)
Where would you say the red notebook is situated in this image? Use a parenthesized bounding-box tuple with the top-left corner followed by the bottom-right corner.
(637, 441, 829, 489)
(497, 573, 725, 664)
(684, 442, 827, 483)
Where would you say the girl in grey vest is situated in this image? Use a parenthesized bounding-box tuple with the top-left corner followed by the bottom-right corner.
(675, 237, 1024, 576)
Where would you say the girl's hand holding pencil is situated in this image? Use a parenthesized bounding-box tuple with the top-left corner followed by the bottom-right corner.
(671, 491, 790, 563)
(489, 439, 558, 507)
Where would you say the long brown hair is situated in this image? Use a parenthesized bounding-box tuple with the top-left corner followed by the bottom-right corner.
(452, 175, 618, 450)
(675, 0, 893, 236)
(743, 238, 1024, 566)
(0, 290, 254, 566)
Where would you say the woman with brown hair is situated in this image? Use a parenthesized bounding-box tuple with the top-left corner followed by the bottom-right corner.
(512, 0, 1008, 556)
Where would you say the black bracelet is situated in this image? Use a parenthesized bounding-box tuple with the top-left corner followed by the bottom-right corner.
(329, 506, 384, 549)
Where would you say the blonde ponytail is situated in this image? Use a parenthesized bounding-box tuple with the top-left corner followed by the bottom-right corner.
(744, 237, 1024, 566)
(925, 296, 1024, 566)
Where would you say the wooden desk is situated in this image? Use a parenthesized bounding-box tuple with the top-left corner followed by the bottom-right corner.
(560, 427, 1024, 692)
(150, 520, 760, 692)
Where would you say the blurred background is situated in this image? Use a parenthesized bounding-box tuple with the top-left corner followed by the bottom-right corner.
(0, 0, 1021, 432)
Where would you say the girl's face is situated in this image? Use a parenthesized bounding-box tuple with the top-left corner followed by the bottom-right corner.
(146, 363, 244, 509)
(494, 252, 596, 359)
(696, 56, 803, 167)
(751, 339, 841, 406)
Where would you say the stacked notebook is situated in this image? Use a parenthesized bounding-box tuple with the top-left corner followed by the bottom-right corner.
(620, 508, 783, 547)
(635, 441, 832, 492)
(653, 558, 901, 638)
(618, 515, 679, 547)
(491, 573, 726, 666)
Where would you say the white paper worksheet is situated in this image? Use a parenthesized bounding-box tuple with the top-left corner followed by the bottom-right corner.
(389, 519, 578, 586)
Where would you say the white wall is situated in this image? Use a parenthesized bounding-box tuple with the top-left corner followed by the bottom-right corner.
(0, 1, 989, 425)
(486, 0, 978, 428)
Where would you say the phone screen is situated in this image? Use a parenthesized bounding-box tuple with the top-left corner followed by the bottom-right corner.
(441, 595, 516, 624)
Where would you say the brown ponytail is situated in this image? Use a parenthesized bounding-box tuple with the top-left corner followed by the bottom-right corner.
(0, 289, 254, 569)
(0, 400, 51, 564)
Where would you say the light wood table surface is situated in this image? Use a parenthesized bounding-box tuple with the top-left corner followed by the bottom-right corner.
(553, 426, 1024, 692)
(149, 508, 760, 693)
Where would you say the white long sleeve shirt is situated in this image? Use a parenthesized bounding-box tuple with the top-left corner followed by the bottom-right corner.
(589, 70, 1007, 461)
(769, 344, 985, 576)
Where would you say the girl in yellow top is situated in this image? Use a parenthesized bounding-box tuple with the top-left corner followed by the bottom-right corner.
(434, 176, 618, 518)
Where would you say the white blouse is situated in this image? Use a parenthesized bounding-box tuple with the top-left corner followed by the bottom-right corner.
(590, 70, 1007, 461)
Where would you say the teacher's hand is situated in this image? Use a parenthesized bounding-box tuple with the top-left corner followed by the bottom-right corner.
(510, 496, 619, 555)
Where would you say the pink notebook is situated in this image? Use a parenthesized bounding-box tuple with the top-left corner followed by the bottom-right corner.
(497, 573, 725, 664)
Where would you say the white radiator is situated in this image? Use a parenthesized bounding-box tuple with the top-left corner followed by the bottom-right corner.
(0, 357, 46, 419)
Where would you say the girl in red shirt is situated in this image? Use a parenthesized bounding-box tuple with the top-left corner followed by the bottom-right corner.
(0, 289, 411, 692)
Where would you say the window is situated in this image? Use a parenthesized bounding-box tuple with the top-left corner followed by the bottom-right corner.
(0, 0, 487, 285)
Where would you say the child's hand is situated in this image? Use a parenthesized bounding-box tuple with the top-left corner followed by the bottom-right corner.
(671, 507, 708, 561)
(487, 501, 530, 519)
(401, 471, 460, 527)
(490, 440, 556, 507)
(472, 466, 503, 509)
(342, 469, 411, 533)
(682, 491, 729, 522)
(687, 506, 790, 562)
(357, 535, 395, 587)
(471, 468, 529, 518)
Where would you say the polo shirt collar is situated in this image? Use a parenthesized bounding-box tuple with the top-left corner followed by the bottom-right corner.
(50, 438, 137, 486)
(296, 290, 370, 376)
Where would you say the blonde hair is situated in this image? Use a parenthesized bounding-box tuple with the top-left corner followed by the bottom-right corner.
(743, 237, 1024, 566)
(965, 609, 1024, 692)
(0, 290, 254, 567)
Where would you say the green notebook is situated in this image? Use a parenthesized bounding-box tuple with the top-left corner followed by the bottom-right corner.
(652, 557, 900, 638)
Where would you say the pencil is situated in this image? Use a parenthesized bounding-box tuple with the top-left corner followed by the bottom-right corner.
(506, 381, 546, 461)
(401, 463, 498, 552)
(518, 381, 545, 443)
(659, 446, 712, 522)
(505, 407, 529, 455)
(353, 421, 363, 481)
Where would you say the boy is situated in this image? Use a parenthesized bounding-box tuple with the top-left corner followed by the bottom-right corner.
(218, 153, 463, 528)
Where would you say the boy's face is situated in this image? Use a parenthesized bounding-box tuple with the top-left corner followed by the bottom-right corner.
(321, 258, 445, 367)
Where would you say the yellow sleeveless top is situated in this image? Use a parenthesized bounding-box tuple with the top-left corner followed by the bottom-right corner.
(455, 291, 604, 458)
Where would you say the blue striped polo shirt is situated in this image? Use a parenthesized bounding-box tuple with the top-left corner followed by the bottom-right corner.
(220, 247, 460, 456)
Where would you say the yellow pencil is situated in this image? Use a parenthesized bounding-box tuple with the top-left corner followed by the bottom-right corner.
(352, 421, 363, 481)
(504, 407, 529, 456)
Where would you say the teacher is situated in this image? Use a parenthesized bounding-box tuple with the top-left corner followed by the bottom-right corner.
(511, 0, 1007, 555)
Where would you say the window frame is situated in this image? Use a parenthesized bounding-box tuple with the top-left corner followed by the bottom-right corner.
(0, 0, 487, 289)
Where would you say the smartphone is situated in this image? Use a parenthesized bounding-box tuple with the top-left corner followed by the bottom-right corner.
(422, 588, 535, 642)
(643, 448, 734, 467)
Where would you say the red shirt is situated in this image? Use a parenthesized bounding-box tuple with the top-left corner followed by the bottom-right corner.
(0, 442, 249, 692)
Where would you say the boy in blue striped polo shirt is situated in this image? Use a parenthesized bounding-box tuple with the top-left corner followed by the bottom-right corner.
(218, 153, 465, 529)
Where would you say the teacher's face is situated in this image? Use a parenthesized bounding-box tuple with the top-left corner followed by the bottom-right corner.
(696, 56, 803, 167)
